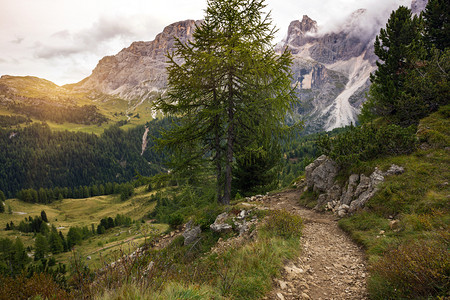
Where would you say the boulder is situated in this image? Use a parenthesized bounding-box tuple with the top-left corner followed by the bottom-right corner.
(385, 164, 405, 176)
(341, 174, 359, 205)
(210, 212, 233, 233)
(305, 155, 339, 192)
(183, 225, 201, 245)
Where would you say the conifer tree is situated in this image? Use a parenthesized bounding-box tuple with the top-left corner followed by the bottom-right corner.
(41, 210, 48, 223)
(49, 230, 64, 254)
(155, 0, 295, 204)
(34, 233, 48, 260)
(422, 0, 450, 51)
(361, 6, 422, 125)
(14, 238, 29, 272)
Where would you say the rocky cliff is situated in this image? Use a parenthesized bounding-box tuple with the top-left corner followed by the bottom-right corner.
(68, 11, 379, 133)
(72, 20, 202, 103)
(411, 0, 428, 15)
(68, 2, 426, 133)
(279, 11, 377, 133)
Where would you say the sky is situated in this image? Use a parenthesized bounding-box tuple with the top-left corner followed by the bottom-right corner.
(0, 0, 411, 86)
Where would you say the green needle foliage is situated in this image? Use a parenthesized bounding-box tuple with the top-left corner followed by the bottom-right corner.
(422, 0, 450, 51)
(155, 0, 296, 205)
(361, 3, 449, 126)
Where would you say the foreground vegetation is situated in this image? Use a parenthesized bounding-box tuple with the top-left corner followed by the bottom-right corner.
(1, 186, 303, 299)
(336, 106, 449, 299)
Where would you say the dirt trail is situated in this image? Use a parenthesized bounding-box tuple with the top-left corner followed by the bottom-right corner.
(260, 190, 368, 300)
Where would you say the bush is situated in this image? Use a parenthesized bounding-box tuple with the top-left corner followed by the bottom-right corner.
(317, 124, 417, 167)
(262, 210, 303, 239)
(168, 214, 184, 229)
(369, 235, 450, 299)
(0, 272, 71, 299)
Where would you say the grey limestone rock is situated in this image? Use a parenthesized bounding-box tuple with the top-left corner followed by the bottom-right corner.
(306, 156, 406, 216)
(210, 212, 233, 233)
(305, 155, 339, 193)
(183, 223, 201, 245)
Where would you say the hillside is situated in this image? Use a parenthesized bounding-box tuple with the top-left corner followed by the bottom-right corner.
(0, 75, 155, 134)
(0, 185, 167, 269)
(298, 105, 450, 299)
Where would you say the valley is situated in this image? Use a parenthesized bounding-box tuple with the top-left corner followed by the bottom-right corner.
(0, 185, 166, 268)
(0, 0, 448, 299)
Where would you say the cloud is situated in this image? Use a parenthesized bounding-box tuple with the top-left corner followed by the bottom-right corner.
(34, 15, 147, 59)
(11, 37, 24, 44)
(309, 0, 410, 42)
(51, 30, 71, 39)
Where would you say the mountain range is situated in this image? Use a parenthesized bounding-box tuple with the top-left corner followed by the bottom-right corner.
(0, 1, 425, 133)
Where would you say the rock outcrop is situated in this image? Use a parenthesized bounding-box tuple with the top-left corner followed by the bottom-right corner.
(73, 20, 202, 101)
(305, 156, 405, 217)
(305, 155, 339, 192)
(279, 9, 378, 133)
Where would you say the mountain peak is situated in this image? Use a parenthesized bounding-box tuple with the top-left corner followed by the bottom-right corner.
(73, 20, 202, 98)
(299, 15, 318, 33)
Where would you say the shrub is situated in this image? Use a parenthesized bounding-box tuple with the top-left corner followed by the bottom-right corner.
(0, 272, 71, 300)
(168, 214, 184, 229)
(369, 234, 450, 299)
(317, 124, 417, 167)
(262, 210, 303, 239)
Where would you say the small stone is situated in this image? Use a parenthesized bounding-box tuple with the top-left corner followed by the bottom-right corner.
(278, 280, 288, 290)
(301, 293, 310, 299)
(276, 292, 285, 300)
(389, 220, 399, 230)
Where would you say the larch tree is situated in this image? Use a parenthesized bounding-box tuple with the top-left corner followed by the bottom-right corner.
(155, 0, 295, 205)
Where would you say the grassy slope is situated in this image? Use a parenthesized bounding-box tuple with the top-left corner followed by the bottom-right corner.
(0, 186, 167, 267)
(337, 106, 449, 298)
(0, 75, 156, 134)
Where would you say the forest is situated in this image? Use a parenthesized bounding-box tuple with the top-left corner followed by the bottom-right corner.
(0, 119, 169, 198)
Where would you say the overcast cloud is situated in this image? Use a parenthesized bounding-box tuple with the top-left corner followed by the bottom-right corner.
(0, 0, 411, 85)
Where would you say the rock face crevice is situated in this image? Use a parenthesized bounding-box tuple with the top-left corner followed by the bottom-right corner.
(305, 155, 405, 217)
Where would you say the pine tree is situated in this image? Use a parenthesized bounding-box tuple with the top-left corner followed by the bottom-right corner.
(40, 210, 48, 223)
(38, 188, 47, 204)
(233, 138, 281, 196)
(361, 6, 421, 124)
(49, 230, 64, 254)
(59, 231, 68, 252)
(34, 233, 48, 260)
(422, 0, 450, 51)
(13, 238, 29, 273)
(155, 0, 295, 204)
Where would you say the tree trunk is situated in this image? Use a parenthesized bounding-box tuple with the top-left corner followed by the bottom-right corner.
(222, 73, 235, 205)
(214, 90, 223, 203)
